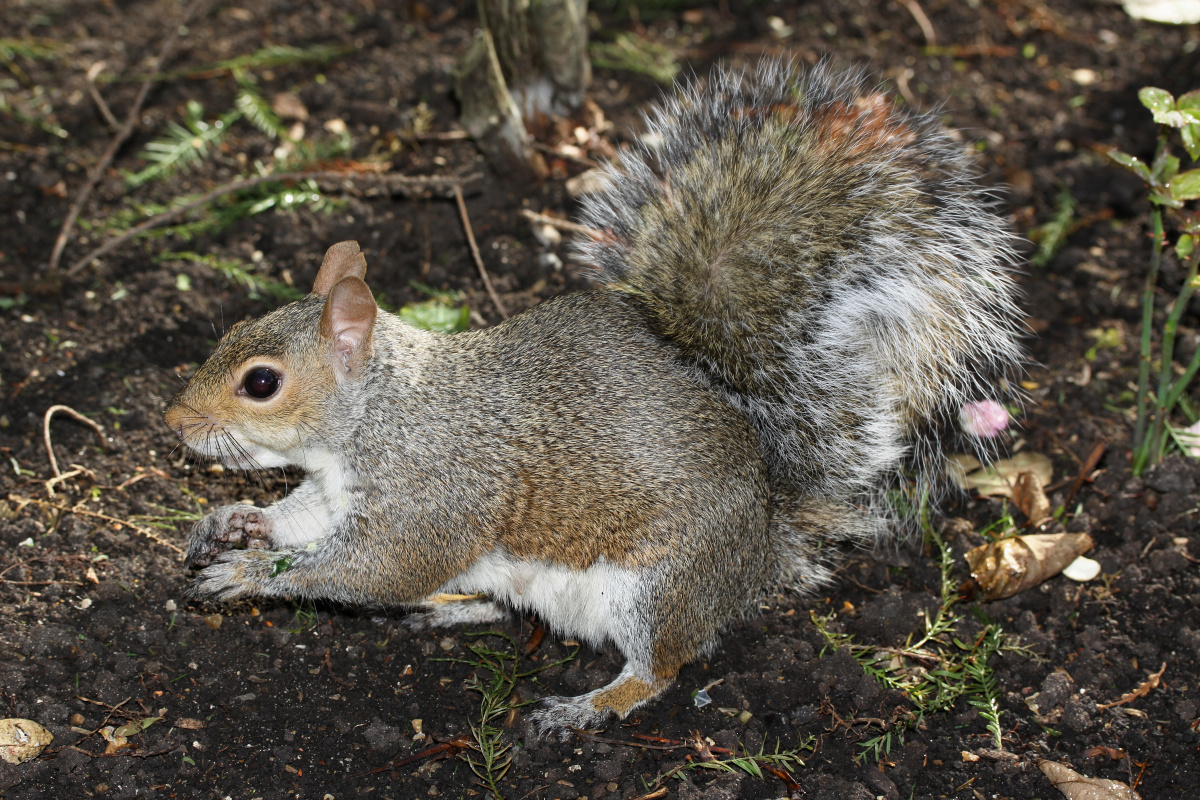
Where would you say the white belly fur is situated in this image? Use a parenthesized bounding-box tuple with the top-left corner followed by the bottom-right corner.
(440, 550, 646, 650)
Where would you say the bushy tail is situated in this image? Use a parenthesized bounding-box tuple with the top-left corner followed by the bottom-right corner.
(575, 60, 1023, 507)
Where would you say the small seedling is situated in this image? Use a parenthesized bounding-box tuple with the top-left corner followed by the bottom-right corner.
(812, 512, 1032, 759)
(1, 37, 67, 138)
(130, 501, 202, 531)
(124, 100, 239, 187)
(651, 736, 816, 789)
(1028, 186, 1077, 268)
(286, 599, 319, 633)
(1106, 86, 1200, 474)
(437, 632, 577, 800)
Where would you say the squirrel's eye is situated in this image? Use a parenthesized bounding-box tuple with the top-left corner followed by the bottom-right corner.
(243, 367, 280, 400)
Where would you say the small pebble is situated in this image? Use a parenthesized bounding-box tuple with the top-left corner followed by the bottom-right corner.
(1062, 556, 1101, 582)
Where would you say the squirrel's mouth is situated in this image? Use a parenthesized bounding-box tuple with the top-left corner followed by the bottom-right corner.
(177, 430, 264, 471)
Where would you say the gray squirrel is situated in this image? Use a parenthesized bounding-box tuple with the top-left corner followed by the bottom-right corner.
(163, 61, 1023, 735)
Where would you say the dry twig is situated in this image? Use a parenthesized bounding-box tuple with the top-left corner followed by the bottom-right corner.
(47, 0, 209, 273)
(10, 494, 184, 554)
(519, 209, 602, 240)
(1098, 663, 1167, 709)
(85, 61, 119, 131)
(454, 184, 509, 320)
(67, 171, 480, 276)
(897, 0, 937, 46)
(43, 404, 106, 480)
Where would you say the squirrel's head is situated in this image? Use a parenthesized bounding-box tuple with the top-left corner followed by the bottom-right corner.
(163, 241, 378, 470)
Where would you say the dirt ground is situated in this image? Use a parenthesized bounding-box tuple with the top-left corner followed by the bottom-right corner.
(2, 0, 1200, 798)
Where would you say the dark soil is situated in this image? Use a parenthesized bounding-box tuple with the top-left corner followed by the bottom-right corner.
(2, 1, 1200, 798)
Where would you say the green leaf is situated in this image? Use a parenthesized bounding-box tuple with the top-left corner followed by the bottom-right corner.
(1151, 187, 1183, 208)
(1152, 149, 1180, 184)
(271, 555, 294, 576)
(1140, 86, 1175, 112)
(1106, 149, 1151, 182)
(1140, 86, 1199, 127)
(113, 717, 162, 737)
(1142, 86, 1190, 128)
(1179, 90, 1200, 111)
(1171, 168, 1200, 202)
(1183, 123, 1200, 161)
(1177, 234, 1195, 260)
(399, 301, 470, 333)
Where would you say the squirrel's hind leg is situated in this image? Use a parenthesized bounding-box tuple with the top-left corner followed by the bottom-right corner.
(525, 661, 673, 740)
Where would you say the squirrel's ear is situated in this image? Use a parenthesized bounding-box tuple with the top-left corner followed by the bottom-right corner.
(313, 241, 368, 296)
(319, 276, 377, 379)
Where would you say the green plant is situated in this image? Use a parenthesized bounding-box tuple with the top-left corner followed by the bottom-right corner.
(158, 251, 302, 302)
(287, 599, 319, 633)
(652, 737, 816, 789)
(589, 32, 679, 83)
(399, 282, 471, 333)
(0, 37, 67, 138)
(811, 517, 1029, 759)
(125, 100, 241, 187)
(129, 501, 203, 531)
(99, 53, 353, 244)
(1028, 186, 1076, 268)
(1106, 86, 1200, 475)
(114, 43, 351, 84)
(438, 632, 578, 800)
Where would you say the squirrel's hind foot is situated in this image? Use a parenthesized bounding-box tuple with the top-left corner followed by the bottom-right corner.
(524, 696, 613, 742)
(525, 668, 671, 741)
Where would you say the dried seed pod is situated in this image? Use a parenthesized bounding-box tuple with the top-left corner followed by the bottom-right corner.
(965, 533, 1094, 601)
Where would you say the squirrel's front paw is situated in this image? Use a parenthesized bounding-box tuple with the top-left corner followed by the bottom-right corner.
(185, 505, 273, 569)
(191, 548, 294, 601)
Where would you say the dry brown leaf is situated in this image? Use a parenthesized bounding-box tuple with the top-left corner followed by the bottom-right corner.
(173, 718, 206, 730)
(0, 719, 53, 765)
(1098, 663, 1166, 709)
(1039, 759, 1142, 800)
(965, 533, 1094, 601)
(100, 726, 132, 755)
(954, 451, 1053, 498)
(1013, 469, 1052, 523)
(1083, 745, 1127, 761)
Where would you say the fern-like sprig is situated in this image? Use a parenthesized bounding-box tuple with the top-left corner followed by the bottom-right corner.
(963, 625, 1005, 749)
(436, 632, 579, 800)
(0, 37, 64, 84)
(234, 83, 284, 139)
(125, 101, 240, 187)
(810, 507, 1021, 762)
(159, 250, 302, 302)
(120, 43, 353, 83)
